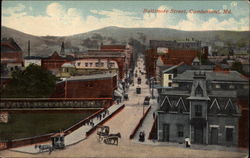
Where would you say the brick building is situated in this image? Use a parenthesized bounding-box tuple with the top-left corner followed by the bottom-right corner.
(145, 40, 208, 78)
(41, 51, 72, 75)
(1, 38, 24, 75)
(52, 73, 118, 99)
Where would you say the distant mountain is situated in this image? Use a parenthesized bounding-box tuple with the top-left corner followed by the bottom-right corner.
(1, 26, 249, 57)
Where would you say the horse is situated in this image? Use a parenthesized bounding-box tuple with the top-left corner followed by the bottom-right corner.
(108, 132, 121, 138)
(35, 144, 53, 154)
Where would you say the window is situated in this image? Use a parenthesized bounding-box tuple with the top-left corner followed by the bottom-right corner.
(168, 82, 172, 87)
(169, 74, 172, 80)
(77, 62, 80, 66)
(100, 62, 104, 67)
(85, 63, 88, 67)
(177, 124, 184, 137)
(109, 63, 114, 68)
(243, 85, 249, 89)
(89, 63, 93, 67)
(95, 63, 99, 67)
(226, 128, 233, 141)
(195, 105, 202, 117)
(195, 85, 203, 97)
(229, 85, 235, 89)
(172, 83, 179, 88)
(215, 84, 221, 89)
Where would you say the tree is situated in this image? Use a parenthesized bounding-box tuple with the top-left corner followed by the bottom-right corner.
(91, 33, 103, 40)
(1, 64, 57, 98)
(81, 38, 99, 48)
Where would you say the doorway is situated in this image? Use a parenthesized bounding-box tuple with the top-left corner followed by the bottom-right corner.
(210, 127, 219, 144)
(194, 126, 203, 144)
(163, 124, 170, 142)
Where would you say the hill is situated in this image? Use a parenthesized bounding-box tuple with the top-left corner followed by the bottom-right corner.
(1, 26, 249, 56)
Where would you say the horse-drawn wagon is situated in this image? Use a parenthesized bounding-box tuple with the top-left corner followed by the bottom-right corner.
(34, 132, 65, 154)
(96, 126, 121, 145)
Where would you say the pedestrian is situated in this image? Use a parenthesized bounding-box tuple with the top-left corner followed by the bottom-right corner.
(142, 131, 145, 142)
(153, 112, 155, 119)
(184, 137, 191, 148)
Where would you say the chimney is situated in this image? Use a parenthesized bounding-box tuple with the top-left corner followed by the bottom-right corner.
(28, 40, 30, 58)
(60, 41, 65, 56)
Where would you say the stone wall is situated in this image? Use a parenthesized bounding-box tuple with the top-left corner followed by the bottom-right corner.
(158, 112, 189, 142)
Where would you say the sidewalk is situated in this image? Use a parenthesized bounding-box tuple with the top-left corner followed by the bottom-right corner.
(9, 103, 124, 154)
(133, 138, 248, 153)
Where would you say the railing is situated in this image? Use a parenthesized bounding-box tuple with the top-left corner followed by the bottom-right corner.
(0, 98, 112, 109)
(63, 106, 109, 136)
(86, 104, 125, 137)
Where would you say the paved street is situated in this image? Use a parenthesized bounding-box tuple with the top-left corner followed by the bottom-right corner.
(0, 57, 248, 158)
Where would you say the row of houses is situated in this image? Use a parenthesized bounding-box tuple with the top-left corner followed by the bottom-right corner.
(146, 39, 249, 148)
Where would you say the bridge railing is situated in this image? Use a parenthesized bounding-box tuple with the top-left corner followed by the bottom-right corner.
(0, 98, 113, 109)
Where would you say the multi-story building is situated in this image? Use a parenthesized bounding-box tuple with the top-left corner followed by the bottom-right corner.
(52, 73, 118, 99)
(41, 51, 71, 75)
(77, 52, 127, 80)
(145, 40, 208, 78)
(157, 70, 249, 146)
(1, 38, 24, 75)
(75, 59, 118, 74)
(24, 56, 42, 67)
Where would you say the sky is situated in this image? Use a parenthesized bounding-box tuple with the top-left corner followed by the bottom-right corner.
(2, 1, 250, 36)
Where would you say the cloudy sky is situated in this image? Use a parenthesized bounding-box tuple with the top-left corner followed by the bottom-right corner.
(2, 1, 249, 36)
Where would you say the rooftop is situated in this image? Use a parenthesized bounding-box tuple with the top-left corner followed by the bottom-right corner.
(101, 45, 126, 50)
(162, 62, 184, 73)
(62, 73, 117, 82)
(174, 70, 248, 82)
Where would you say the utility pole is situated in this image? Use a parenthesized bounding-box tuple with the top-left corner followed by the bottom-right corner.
(151, 77, 155, 99)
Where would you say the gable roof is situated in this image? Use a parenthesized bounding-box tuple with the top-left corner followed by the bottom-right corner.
(156, 56, 164, 66)
(187, 79, 210, 100)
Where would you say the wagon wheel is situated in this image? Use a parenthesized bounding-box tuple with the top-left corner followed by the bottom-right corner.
(96, 134, 102, 143)
(110, 138, 115, 145)
(103, 138, 108, 144)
